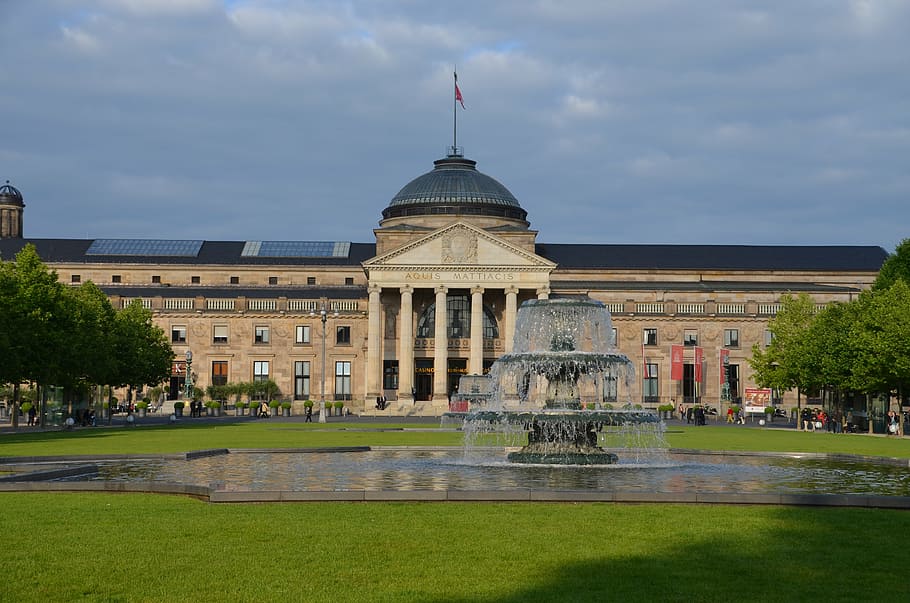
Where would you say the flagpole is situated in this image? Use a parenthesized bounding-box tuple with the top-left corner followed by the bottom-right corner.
(453, 68, 458, 154)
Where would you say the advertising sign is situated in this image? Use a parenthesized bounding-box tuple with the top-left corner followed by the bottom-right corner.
(744, 388, 772, 413)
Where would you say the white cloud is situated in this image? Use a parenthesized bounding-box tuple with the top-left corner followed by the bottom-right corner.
(60, 26, 103, 54)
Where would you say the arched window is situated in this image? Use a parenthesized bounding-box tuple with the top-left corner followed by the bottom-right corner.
(416, 294, 499, 339)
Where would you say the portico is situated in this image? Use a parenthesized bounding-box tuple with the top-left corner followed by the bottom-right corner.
(363, 222, 555, 413)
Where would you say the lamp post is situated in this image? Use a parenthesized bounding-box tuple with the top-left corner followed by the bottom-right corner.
(184, 350, 193, 401)
(311, 303, 338, 423)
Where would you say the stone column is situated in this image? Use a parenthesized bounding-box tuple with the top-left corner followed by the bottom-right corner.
(433, 286, 448, 402)
(537, 286, 550, 300)
(469, 287, 484, 375)
(366, 285, 382, 401)
(398, 286, 414, 403)
(504, 286, 518, 354)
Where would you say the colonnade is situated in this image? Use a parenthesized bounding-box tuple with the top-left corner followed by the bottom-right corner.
(364, 283, 551, 405)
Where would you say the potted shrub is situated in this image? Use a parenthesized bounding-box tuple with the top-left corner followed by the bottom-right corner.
(657, 403, 674, 419)
(173, 401, 185, 417)
(333, 401, 345, 416)
(280, 401, 292, 417)
(764, 406, 775, 423)
(269, 400, 279, 417)
(101, 401, 111, 419)
(235, 401, 248, 416)
(136, 401, 149, 418)
(211, 400, 222, 417)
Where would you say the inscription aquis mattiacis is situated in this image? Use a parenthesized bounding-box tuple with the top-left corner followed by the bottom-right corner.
(403, 271, 516, 282)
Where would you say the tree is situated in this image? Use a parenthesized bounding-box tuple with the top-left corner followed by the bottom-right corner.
(851, 280, 910, 406)
(749, 294, 818, 424)
(112, 300, 173, 392)
(874, 238, 910, 291)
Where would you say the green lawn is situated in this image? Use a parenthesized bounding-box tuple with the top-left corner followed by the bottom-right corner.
(1, 493, 906, 602)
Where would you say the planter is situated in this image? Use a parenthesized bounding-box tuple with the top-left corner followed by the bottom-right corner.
(235, 408, 244, 417)
(102, 409, 111, 420)
(138, 408, 147, 418)
(270, 408, 278, 417)
(174, 408, 183, 417)
(282, 408, 291, 417)
(214, 407, 222, 417)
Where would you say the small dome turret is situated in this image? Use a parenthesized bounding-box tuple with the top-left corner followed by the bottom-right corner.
(0, 180, 25, 239)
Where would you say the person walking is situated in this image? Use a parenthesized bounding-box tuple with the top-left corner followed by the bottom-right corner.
(305, 405, 313, 423)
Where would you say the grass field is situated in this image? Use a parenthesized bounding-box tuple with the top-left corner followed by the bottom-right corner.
(2, 493, 908, 602)
(1, 422, 908, 602)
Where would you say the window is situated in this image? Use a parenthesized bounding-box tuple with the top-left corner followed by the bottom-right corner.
(294, 361, 310, 399)
(643, 363, 659, 402)
(71, 274, 81, 283)
(610, 328, 618, 348)
(415, 296, 500, 339)
(383, 360, 399, 390)
(724, 329, 740, 348)
(336, 325, 351, 345)
(344, 277, 354, 285)
(268, 276, 278, 285)
(295, 325, 311, 344)
(213, 325, 228, 344)
(112, 274, 121, 283)
(171, 325, 187, 344)
(212, 361, 228, 386)
(307, 277, 316, 285)
(253, 360, 270, 382)
(230, 276, 239, 284)
(764, 330, 774, 347)
(335, 361, 352, 400)
(152, 275, 161, 284)
(191, 276, 200, 284)
(684, 329, 699, 346)
(603, 375, 617, 402)
(254, 325, 270, 344)
(643, 328, 658, 346)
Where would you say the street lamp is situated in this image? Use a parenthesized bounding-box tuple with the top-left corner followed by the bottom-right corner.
(311, 303, 339, 423)
(184, 350, 193, 400)
(721, 355, 731, 402)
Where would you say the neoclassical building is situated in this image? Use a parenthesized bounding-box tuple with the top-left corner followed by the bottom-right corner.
(0, 152, 888, 415)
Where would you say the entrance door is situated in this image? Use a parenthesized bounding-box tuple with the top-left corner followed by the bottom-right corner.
(415, 359, 433, 401)
(448, 358, 467, 399)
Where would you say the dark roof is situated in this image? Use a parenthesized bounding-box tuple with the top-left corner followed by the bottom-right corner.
(538, 244, 888, 272)
(0, 239, 376, 266)
(0, 238, 888, 273)
(382, 155, 528, 222)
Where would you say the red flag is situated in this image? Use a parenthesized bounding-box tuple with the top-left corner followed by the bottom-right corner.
(719, 349, 730, 385)
(694, 346, 704, 382)
(641, 344, 649, 378)
(671, 345, 684, 381)
(455, 83, 465, 109)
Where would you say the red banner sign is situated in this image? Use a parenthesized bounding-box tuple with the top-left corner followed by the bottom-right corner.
(694, 346, 704, 382)
(671, 345, 684, 380)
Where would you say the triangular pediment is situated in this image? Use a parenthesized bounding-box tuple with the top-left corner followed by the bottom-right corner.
(363, 222, 555, 271)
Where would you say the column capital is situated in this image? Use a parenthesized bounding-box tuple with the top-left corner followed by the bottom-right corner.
(470, 286, 485, 295)
(399, 284, 414, 295)
(505, 285, 519, 296)
(435, 285, 448, 295)
(368, 283, 382, 295)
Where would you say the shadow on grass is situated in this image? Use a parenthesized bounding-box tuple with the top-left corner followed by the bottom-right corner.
(426, 506, 906, 603)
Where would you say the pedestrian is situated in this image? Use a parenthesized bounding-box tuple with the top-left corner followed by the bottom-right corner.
(726, 407, 734, 423)
(304, 405, 313, 422)
(27, 403, 36, 426)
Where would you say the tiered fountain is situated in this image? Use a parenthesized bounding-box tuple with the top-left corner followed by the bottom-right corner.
(456, 298, 663, 464)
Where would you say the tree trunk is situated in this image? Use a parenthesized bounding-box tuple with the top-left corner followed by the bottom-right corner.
(11, 383, 20, 431)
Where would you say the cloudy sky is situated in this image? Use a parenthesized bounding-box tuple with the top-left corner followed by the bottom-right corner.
(2, 1, 908, 252)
